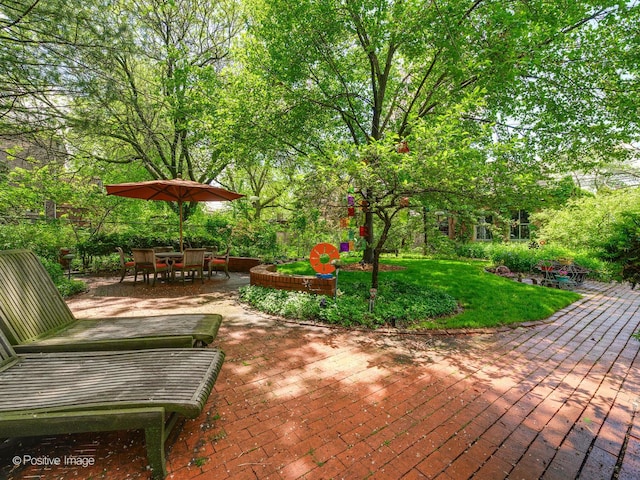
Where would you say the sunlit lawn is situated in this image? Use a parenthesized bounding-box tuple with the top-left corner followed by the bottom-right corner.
(279, 256, 581, 329)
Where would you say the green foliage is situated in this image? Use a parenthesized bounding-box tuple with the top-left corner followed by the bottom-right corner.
(75, 214, 234, 266)
(230, 220, 281, 259)
(0, 221, 76, 260)
(38, 256, 86, 298)
(532, 188, 640, 252)
(242, 257, 579, 330)
(455, 242, 612, 280)
(286, 206, 332, 258)
(3, 0, 639, 287)
(603, 212, 640, 339)
(600, 212, 640, 288)
(76, 232, 181, 258)
(238, 278, 457, 329)
(201, 216, 233, 251)
(245, 0, 640, 288)
(238, 286, 322, 318)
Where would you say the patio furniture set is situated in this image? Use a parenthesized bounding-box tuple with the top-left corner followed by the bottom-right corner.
(118, 246, 230, 285)
(536, 260, 590, 289)
(0, 249, 226, 479)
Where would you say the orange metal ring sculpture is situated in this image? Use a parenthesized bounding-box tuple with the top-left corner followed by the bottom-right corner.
(309, 243, 340, 274)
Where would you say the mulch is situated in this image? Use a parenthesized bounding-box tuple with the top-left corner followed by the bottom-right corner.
(340, 262, 406, 272)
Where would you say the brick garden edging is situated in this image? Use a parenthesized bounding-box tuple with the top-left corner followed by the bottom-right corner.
(227, 256, 261, 273)
(249, 263, 336, 296)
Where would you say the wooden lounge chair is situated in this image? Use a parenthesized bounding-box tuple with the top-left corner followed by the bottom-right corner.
(0, 249, 222, 352)
(0, 329, 224, 479)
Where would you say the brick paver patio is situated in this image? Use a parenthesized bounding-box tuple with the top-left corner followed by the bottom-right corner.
(1, 277, 638, 479)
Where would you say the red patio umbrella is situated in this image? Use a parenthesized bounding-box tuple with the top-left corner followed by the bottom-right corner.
(106, 178, 244, 251)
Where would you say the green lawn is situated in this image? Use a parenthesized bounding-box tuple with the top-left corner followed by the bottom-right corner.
(276, 257, 581, 330)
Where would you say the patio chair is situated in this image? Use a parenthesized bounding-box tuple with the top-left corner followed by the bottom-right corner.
(132, 248, 169, 286)
(567, 263, 590, 286)
(116, 247, 135, 282)
(207, 245, 230, 279)
(0, 249, 223, 352)
(0, 328, 225, 479)
(173, 248, 206, 284)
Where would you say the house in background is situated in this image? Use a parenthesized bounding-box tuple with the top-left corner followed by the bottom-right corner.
(0, 134, 86, 223)
(474, 210, 531, 242)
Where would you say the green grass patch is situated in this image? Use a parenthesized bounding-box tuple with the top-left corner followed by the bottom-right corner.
(239, 257, 580, 330)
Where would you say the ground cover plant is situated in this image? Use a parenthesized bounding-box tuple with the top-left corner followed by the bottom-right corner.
(239, 257, 580, 330)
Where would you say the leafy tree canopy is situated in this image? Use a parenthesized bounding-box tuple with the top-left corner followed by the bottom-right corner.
(533, 187, 640, 252)
(245, 0, 639, 284)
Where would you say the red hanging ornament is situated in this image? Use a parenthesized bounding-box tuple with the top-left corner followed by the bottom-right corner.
(347, 207, 355, 217)
(359, 226, 369, 237)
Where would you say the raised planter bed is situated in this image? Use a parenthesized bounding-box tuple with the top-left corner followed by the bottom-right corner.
(227, 257, 261, 273)
(249, 264, 336, 297)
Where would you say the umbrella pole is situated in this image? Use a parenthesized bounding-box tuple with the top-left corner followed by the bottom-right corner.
(179, 201, 184, 252)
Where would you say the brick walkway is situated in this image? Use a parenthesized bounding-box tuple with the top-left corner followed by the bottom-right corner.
(1, 278, 639, 479)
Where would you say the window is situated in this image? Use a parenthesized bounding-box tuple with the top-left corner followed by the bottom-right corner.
(475, 211, 530, 241)
(435, 211, 449, 236)
(475, 216, 493, 241)
(510, 210, 530, 240)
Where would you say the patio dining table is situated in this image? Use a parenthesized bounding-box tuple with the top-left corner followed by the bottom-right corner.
(154, 251, 185, 262)
(153, 251, 182, 282)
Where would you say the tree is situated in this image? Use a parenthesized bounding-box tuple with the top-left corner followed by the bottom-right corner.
(601, 211, 640, 289)
(246, 0, 639, 288)
(0, 0, 79, 129)
(2, 0, 243, 221)
(533, 187, 640, 252)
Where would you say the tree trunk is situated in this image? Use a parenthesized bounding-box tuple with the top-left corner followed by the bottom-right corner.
(370, 214, 393, 290)
(362, 209, 375, 263)
(360, 188, 376, 263)
(371, 247, 381, 290)
(422, 206, 429, 256)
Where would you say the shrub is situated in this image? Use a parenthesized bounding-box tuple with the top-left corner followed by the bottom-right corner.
(39, 256, 87, 298)
(600, 212, 640, 288)
(77, 232, 182, 258)
(230, 220, 281, 259)
(455, 242, 612, 280)
(532, 188, 640, 252)
(238, 279, 457, 329)
(0, 221, 76, 260)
